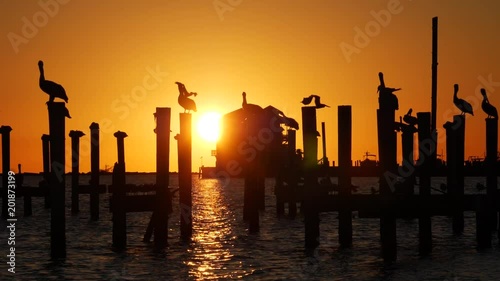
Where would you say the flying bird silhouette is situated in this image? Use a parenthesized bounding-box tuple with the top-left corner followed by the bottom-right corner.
(480, 88, 498, 119)
(301, 95, 314, 105)
(175, 82, 197, 113)
(403, 108, 417, 126)
(38, 60, 68, 103)
(242, 92, 263, 113)
(453, 84, 473, 116)
(311, 95, 329, 109)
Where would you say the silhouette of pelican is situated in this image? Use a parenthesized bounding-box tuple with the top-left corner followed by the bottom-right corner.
(453, 84, 473, 116)
(311, 95, 329, 109)
(403, 108, 417, 126)
(242, 92, 263, 113)
(64, 107, 71, 118)
(377, 72, 400, 110)
(480, 88, 498, 119)
(301, 95, 314, 105)
(175, 82, 197, 113)
(38, 61, 68, 103)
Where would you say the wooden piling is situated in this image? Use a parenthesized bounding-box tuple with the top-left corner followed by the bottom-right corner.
(287, 129, 297, 218)
(70, 130, 85, 214)
(89, 123, 100, 220)
(417, 112, 432, 254)
(338, 106, 352, 247)
(376, 108, 397, 261)
(178, 113, 193, 241)
(449, 115, 465, 234)
(41, 134, 51, 208)
(485, 118, 498, 231)
(1, 126, 12, 219)
(321, 122, 328, 167)
(302, 106, 320, 248)
(112, 131, 127, 250)
(476, 195, 492, 248)
(47, 102, 66, 259)
(400, 123, 416, 195)
(154, 108, 171, 247)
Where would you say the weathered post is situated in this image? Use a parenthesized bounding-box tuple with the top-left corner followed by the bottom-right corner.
(178, 113, 192, 241)
(41, 134, 51, 208)
(154, 108, 171, 247)
(48, 102, 66, 259)
(476, 195, 491, 248)
(70, 130, 85, 214)
(485, 118, 498, 231)
(321, 122, 328, 167)
(417, 112, 432, 254)
(302, 106, 320, 248)
(112, 131, 127, 251)
(1, 126, 12, 219)
(89, 123, 100, 220)
(287, 129, 297, 218)
(448, 115, 465, 234)
(400, 122, 416, 195)
(338, 106, 352, 247)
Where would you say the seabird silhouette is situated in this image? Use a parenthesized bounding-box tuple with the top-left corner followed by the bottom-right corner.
(311, 95, 329, 109)
(242, 92, 263, 113)
(38, 60, 68, 103)
(301, 95, 314, 105)
(480, 88, 498, 119)
(377, 72, 400, 110)
(175, 82, 197, 113)
(403, 108, 417, 126)
(453, 84, 473, 116)
(64, 107, 71, 119)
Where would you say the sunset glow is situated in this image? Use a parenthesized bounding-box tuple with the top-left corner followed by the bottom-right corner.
(196, 112, 221, 142)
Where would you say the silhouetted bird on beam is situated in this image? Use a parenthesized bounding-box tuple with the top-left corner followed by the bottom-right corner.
(480, 88, 498, 119)
(453, 84, 473, 116)
(175, 82, 197, 113)
(311, 95, 329, 109)
(301, 95, 314, 105)
(377, 72, 400, 111)
(38, 60, 68, 103)
(403, 108, 418, 126)
(242, 92, 263, 113)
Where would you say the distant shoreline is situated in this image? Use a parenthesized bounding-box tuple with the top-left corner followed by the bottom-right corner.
(1, 172, 199, 176)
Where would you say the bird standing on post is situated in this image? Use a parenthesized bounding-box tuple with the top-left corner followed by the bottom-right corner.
(377, 72, 401, 111)
(301, 95, 314, 105)
(241, 92, 263, 113)
(453, 84, 473, 116)
(311, 95, 329, 109)
(480, 88, 498, 119)
(175, 82, 197, 113)
(38, 60, 68, 103)
(403, 108, 418, 126)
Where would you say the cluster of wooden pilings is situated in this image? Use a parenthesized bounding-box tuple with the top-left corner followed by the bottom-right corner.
(0, 105, 195, 259)
(273, 102, 499, 262)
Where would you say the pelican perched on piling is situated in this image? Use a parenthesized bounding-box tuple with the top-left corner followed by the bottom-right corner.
(480, 88, 498, 119)
(38, 60, 68, 103)
(403, 108, 418, 126)
(377, 72, 401, 111)
(453, 84, 473, 116)
(311, 95, 329, 109)
(301, 95, 314, 105)
(242, 92, 263, 113)
(175, 82, 197, 113)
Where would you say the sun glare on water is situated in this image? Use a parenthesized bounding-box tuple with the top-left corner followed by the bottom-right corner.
(197, 112, 222, 142)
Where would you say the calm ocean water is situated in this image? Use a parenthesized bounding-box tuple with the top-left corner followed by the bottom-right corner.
(0, 174, 499, 280)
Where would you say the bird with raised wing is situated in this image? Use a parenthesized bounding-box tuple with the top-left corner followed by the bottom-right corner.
(480, 88, 498, 119)
(175, 82, 197, 113)
(38, 60, 68, 103)
(403, 108, 418, 126)
(311, 95, 329, 109)
(453, 84, 473, 116)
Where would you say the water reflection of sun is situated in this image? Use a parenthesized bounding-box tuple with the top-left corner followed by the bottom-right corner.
(188, 178, 238, 279)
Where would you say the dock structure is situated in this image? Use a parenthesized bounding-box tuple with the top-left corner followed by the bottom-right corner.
(70, 130, 85, 214)
(112, 131, 128, 251)
(178, 112, 193, 241)
(1, 125, 12, 219)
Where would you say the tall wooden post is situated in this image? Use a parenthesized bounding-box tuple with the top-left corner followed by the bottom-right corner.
(41, 134, 51, 208)
(321, 122, 328, 167)
(287, 129, 297, 218)
(70, 130, 85, 214)
(302, 106, 320, 248)
(338, 106, 352, 247)
(48, 102, 66, 259)
(431, 17, 438, 158)
(417, 112, 432, 254)
(89, 123, 100, 220)
(112, 131, 127, 251)
(178, 113, 192, 241)
(1, 126, 12, 219)
(485, 118, 498, 231)
(154, 108, 171, 247)
(377, 108, 397, 261)
(400, 124, 416, 195)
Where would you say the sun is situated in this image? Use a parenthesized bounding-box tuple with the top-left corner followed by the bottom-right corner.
(196, 112, 222, 142)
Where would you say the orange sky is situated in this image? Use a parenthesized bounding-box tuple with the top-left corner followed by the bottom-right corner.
(1, 0, 500, 173)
